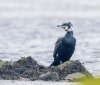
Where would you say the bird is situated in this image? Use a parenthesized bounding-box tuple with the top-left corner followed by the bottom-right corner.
(50, 22, 76, 66)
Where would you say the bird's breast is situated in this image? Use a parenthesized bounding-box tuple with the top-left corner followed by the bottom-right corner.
(63, 36, 76, 46)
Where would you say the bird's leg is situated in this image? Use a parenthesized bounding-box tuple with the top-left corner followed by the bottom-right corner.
(50, 56, 60, 66)
(54, 54, 58, 61)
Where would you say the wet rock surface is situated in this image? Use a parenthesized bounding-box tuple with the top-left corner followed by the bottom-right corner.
(64, 72, 86, 82)
(58, 60, 93, 80)
(0, 57, 93, 81)
(39, 72, 59, 81)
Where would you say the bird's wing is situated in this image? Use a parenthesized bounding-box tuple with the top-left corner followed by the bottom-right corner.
(53, 37, 63, 58)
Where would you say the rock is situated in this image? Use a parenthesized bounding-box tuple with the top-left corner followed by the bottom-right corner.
(48, 66, 61, 73)
(30, 75, 39, 81)
(0, 63, 21, 80)
(64, 72, 86, 82)
(58, 60, 93, 80)
(0, 69, 20, 80)
(39, 72, 59, 81)
(21, 70, 39, 80)
(0, 57, 93, 81)
(15, 56, 39, 68)
(0, 56, 40, 80)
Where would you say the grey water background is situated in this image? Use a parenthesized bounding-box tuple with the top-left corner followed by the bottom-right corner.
(0, 0, 100, 76)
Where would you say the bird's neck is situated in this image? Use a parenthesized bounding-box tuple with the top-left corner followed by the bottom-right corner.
(66, 28, 73, 36)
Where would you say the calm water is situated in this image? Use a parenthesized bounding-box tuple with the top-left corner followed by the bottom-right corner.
(0, 17, 100, 76)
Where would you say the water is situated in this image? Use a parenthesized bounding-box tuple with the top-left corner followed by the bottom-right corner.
(0, 0, 100, 18)
(0, 17, 100, 77)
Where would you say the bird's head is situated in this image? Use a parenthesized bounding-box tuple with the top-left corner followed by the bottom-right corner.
(57, 22, 73, 32)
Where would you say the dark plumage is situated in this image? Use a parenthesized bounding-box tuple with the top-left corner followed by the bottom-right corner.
(50, 22, 76, 66)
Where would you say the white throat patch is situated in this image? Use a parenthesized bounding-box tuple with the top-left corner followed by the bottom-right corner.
(67, 28, 72, 32)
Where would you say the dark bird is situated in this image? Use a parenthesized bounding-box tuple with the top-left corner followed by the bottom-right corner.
(50, 22, 76, 66)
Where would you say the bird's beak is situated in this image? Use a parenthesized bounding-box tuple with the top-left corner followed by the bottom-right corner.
(57, 25, 65, 28)
(57, 25, 68, 32)
(57, 25, 61, 27)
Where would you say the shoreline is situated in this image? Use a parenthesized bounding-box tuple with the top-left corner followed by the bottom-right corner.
(0, 80, 78, 85)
